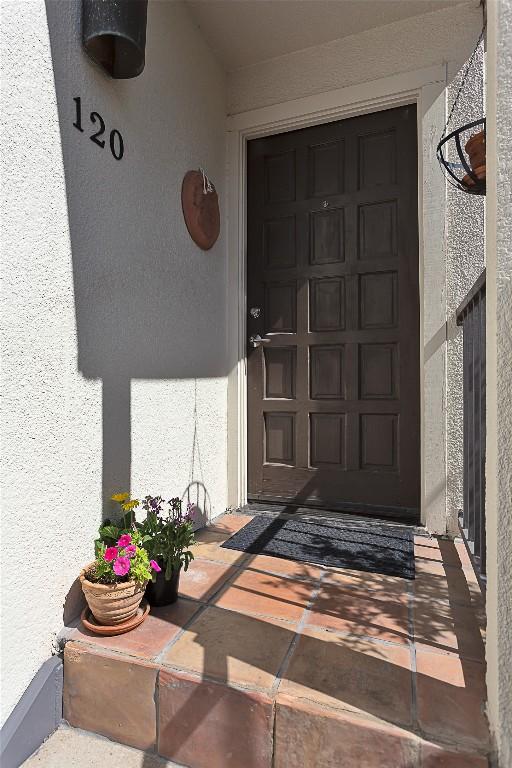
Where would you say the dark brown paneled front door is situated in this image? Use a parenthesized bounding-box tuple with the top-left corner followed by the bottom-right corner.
(247, 106, 420, 518)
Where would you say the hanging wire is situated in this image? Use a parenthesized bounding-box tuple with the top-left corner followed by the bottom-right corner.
(441, 24, 486, 140)
(199, 167, 214, 195)
(436, 20, 487, 195)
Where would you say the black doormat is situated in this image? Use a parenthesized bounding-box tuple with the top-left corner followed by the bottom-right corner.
(221, 515, 415, 580)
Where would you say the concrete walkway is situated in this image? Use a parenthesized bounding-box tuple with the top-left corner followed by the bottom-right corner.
(23, 726, 185, 767)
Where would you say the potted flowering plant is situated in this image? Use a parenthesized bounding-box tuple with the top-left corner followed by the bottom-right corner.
(138, 495, 196, 607)
(80, 528, 160, 626)
(98, 493, 196, 607)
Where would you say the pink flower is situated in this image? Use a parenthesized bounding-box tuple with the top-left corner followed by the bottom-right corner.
(117, 533, 132, 547)
(150, 560, 162, 572)
(124, 544, 136, 557)
(104, 547, 118, 562)
(113, 556, 131, 576)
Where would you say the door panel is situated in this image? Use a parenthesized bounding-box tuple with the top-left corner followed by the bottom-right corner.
(247, 106, 420, 517)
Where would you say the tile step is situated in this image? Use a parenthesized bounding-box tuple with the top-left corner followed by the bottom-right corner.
(63, 641, 489, 768)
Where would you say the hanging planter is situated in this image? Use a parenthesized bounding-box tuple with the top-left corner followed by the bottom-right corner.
(437, 119, 486, 196)
(436, 26, 486, 196)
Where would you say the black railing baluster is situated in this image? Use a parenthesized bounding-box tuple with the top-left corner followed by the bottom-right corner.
(468, 300, 475, 544)
(480, 290, 486, 576)
(473, 295, 481, 562)
(463, 308, 469, 532)
(456, 270, 486, 589)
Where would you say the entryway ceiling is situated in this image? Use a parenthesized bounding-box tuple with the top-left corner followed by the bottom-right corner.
(185, 0, 469, 70)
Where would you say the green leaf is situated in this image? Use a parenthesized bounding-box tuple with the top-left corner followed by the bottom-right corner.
(98, 524, 120, 544)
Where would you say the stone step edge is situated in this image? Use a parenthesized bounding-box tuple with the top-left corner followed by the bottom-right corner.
(63, 641, 489, 766)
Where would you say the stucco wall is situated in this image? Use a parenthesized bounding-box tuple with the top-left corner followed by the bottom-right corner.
(421, 80, 449, 535)
(228, 2, 482, 115)
(485, 1, 512, 764)
(0, 0, 227, 725)
(445, 43, 485, 534)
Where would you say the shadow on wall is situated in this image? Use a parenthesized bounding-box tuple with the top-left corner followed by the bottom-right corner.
(44, 0, 228, 531)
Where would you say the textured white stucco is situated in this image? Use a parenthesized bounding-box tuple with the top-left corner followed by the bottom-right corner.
(485, 1, 512, 764)
(0, 0, 227, 725)
(227, 2, 482, 114)
(445, 44, 485, 534)
(493, 0, 512, 750)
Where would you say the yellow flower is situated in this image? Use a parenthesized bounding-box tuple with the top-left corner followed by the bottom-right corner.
(122, 499, 139, 511)
(111, 492, 130, 503)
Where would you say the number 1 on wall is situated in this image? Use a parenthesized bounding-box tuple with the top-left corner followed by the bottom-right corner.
(73, 96, 84, 132)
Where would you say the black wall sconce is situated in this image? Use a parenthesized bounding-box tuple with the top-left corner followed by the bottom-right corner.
(82, 0, 148, 79)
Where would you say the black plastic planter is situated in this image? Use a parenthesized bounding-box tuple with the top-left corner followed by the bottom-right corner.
(82, 0, 148, 79)
(145, 566, 180, 607)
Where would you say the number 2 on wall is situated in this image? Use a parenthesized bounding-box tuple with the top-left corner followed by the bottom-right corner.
(73, 97, 124, 161)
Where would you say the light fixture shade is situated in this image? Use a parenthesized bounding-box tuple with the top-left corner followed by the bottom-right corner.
(82, 0, 148, 79)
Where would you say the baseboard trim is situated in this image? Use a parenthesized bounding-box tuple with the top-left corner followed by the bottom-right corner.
(1, 656, 63, 768)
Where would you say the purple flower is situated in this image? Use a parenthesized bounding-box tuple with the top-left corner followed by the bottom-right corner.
(104, 546, 118, 562)
(124, 544, 136, 557)
(117, 533, 132, 547)
(142, 495, 164, 515)
(113, 556, 131, 576)
(150, 560, 162, 573)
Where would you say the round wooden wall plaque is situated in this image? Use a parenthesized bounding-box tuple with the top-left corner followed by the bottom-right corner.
(181, 170, 220, 251)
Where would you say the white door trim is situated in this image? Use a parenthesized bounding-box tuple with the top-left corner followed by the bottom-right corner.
(226, 64, 449, 529)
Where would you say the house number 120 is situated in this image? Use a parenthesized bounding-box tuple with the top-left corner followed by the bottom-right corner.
(72, 96, 124, 161)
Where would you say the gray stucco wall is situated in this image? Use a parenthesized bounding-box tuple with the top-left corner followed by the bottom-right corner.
(445, 42, 485, 534)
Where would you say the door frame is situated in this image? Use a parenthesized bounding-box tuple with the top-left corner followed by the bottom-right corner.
(226, 63, 451, 532)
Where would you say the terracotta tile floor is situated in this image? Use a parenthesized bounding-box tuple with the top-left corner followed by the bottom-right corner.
(65, 513, 490, 768)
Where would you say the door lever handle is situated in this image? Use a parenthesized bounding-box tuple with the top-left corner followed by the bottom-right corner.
(249, 334, 270, 348)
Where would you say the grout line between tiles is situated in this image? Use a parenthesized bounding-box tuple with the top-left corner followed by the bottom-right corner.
(299, 624, 412, 650)
(197, 558, 250, 604)
(194, 554, 323, 587)
(154, 668, 160, 754)
(408, 570, 419, 735)
(155, 558, 256, 662)
(153, 602, 210, 663)
(157, 662, 273, 697)
(270, 570, 329, 699)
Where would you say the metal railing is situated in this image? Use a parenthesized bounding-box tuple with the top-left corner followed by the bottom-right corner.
(456, 269, 486, 587)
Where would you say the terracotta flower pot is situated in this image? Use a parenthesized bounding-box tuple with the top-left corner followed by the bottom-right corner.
(463, 130, 486, 189)
(465, 130, 486, 170)
(80, 564, 147, 625)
